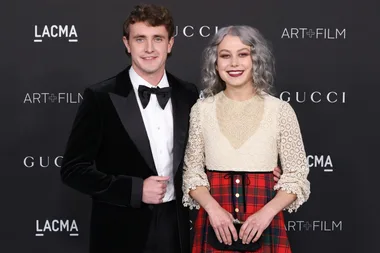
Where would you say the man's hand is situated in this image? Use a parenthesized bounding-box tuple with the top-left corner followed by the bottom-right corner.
(273, 166, 282, 182)
(142, 176, 169, 204)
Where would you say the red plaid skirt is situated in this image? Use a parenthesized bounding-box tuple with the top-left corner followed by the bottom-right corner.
(192, 170, 291, 253)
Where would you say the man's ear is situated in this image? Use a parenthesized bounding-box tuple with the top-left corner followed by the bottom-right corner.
(122, 36, 131, 54)
(167, 36, 174, 54)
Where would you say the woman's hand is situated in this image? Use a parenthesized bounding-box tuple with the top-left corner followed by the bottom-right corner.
(239, 207, 276, 244)
(207, 204, 238, 245)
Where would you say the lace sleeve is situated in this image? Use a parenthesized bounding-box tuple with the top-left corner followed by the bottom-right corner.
(274, 102, 311, 213)
(182, 101, 210, 209)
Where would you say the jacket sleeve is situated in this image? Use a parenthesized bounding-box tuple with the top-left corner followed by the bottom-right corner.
(60, 88, 143, 208)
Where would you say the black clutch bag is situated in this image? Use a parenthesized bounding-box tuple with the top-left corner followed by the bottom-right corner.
(207, 221, 262, 251)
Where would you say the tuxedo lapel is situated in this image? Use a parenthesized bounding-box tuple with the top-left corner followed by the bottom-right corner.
(109, 67, 157, 174)
(168, 74, 189, 176)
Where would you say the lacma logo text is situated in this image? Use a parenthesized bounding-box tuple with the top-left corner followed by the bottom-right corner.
(307, 155, 333, 172)
(35, 219, 79, 237)
(34, 25, 78, 43)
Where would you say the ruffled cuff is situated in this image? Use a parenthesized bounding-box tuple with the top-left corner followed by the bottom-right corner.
(182, 171, 210, 210)
(274, 177, 311, 213)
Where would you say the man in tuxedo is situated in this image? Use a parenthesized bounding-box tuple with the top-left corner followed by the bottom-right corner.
(61, 4, 282, 253)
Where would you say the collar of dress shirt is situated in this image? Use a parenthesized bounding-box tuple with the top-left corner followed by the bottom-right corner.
(129, 66, 169, 90)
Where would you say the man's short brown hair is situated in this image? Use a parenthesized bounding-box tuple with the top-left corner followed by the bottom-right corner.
(123, 4, 175, 39)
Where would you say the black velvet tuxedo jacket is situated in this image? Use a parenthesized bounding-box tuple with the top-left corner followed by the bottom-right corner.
(60, 67, 199, 253)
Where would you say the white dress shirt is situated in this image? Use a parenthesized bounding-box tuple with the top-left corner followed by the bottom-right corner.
(129, 66, 175, 202)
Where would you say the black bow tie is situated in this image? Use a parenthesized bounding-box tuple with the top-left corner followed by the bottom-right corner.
(138, 85, 172, 109)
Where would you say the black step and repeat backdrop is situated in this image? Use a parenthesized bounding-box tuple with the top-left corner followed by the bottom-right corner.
(1, 0, 379, 252)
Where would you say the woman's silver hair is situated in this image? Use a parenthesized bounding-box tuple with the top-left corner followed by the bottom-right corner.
(201, 25, 275, 97)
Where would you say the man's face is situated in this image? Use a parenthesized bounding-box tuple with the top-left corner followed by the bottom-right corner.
(123, 22, 174, 80)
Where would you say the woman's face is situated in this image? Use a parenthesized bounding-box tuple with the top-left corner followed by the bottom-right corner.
(216, 35, 253, 90)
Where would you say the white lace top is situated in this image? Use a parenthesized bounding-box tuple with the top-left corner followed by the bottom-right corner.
(182, 91, 310, 213)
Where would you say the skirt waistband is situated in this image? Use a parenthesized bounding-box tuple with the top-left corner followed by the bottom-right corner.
(207, 169, 273, 174)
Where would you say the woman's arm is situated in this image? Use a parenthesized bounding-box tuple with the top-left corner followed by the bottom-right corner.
(182, 101, 238, 245)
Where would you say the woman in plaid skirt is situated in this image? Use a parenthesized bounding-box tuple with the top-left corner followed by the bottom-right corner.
(182, 26, 310, 253)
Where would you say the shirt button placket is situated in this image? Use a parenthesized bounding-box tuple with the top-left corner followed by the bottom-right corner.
(235, 177, 240, 215)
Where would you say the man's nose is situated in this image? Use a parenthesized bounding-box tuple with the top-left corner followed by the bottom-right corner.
(145, 40, 154, 53)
